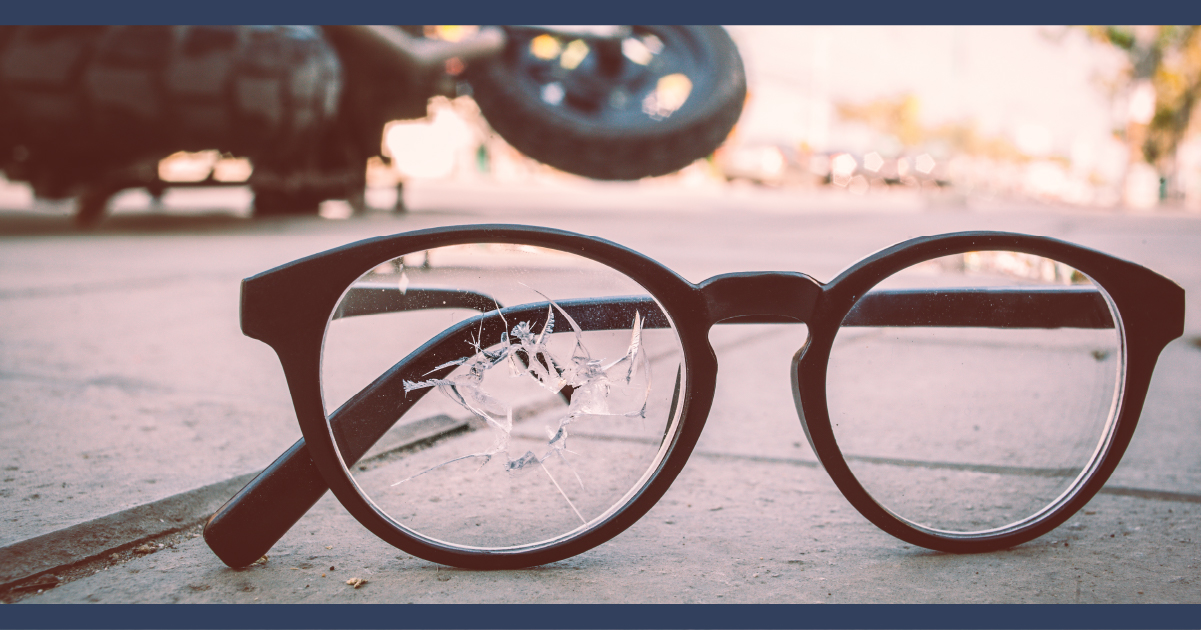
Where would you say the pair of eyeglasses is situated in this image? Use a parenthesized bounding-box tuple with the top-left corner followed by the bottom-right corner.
(203, 225, 1183, 570)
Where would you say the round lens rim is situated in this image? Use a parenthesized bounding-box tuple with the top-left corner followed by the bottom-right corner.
(276, 225, 719, 569)
(793, 232, 1158, 554)
(323, 242, 691, 554)
(825, 249, 1122, 536)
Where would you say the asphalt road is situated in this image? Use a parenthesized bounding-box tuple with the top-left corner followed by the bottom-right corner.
(1, 178, 1198, 604)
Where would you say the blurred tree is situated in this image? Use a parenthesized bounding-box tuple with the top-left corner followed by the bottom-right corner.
(927, 121, 1023, 161)
(834, 94, 924, 147)
(835, 93, 1021, 159)
(1082, 25, 1201, 202)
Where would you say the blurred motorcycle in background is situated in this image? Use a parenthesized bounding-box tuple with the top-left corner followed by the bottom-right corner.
(0, 25, 746, 226)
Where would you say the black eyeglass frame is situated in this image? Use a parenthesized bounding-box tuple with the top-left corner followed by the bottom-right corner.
(204, 225, 1184, 570)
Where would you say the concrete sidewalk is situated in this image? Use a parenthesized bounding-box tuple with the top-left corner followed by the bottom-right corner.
(2, 182, 1199, 604)
(22, 459, 1201, 604)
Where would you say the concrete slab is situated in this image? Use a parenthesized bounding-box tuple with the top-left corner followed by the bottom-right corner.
(2, 180, 1199, 602)
(24, 457, 1201, 604)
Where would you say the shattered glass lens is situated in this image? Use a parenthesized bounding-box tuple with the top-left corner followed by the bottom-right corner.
(321, 243, 685, 550)
(826, 251, 1123, 534)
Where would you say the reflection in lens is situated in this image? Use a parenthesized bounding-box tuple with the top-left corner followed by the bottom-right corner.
(826, 251, 1122, 534)
(321, 243, 685, 550)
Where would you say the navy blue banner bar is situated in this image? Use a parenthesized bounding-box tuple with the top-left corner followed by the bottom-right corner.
(4, 604, 1201, 629)
(0, 0, 1193, 27)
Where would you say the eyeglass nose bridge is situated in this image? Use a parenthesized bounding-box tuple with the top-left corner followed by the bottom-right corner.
(698, 271, 822, 325)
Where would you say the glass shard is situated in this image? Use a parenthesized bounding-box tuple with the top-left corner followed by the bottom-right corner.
(394, 293, 652, 524)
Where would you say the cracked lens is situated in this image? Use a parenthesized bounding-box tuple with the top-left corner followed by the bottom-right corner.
(321, 244, 684, 550)
(398, 300, 651, 525)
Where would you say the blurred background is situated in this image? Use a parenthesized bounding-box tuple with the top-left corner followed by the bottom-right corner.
(726, 25, 1201, 210)
(1, 25, 1199, 217)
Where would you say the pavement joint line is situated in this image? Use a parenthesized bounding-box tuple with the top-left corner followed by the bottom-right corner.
(0, 471, 256, 590)
(1098, 485, 1201, 504)
(0, 369, 173, 393)
(516, 430, 1201, 503)
(0, 271, 240, 300)
(842, 453, 1078, 477)
(0, 369, 297, 408)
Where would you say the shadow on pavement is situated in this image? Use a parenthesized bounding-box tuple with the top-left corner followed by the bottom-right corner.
(0, 209, 291, 237)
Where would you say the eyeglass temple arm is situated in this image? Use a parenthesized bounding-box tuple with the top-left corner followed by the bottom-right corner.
(841, 285, 1114, 328)
(204, 286, 1111, 567)
(330, 285, 502, 320)
(204, 295, 668, 567)
(334, 283, 1114, 329)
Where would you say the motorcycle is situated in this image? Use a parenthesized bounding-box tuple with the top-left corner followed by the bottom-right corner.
(0, 25, 746, 226)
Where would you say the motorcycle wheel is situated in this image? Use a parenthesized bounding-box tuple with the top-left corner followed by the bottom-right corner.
(467, 26, 746, 181)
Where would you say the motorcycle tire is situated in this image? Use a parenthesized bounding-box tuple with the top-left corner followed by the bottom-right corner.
(466, 25, 746, 181)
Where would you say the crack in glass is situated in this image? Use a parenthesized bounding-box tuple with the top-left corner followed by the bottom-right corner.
(396, 293, 651, 523)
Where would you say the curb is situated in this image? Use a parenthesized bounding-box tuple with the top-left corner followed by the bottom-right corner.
(0, 472, 256, 589)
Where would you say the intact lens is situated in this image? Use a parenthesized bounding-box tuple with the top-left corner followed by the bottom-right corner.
(826, 251, 1122, 534)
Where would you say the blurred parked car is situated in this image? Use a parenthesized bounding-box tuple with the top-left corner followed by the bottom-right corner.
(717, 143, 787, 185)
(715, 141, 816, 187)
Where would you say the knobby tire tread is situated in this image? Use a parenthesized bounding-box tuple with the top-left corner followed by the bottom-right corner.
(467, 26, 746, 181)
